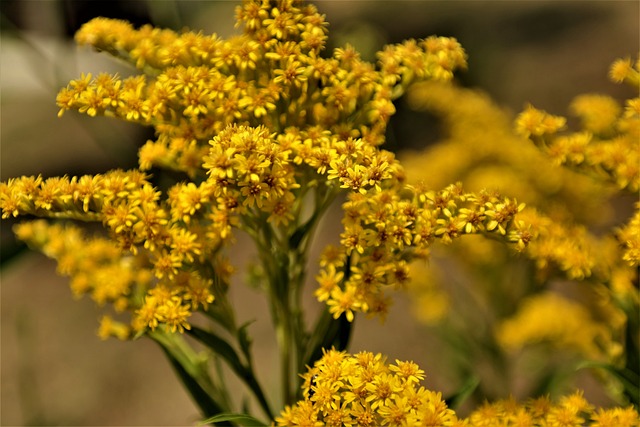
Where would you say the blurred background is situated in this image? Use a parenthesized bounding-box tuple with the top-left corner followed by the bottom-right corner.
(1, 1, 638, 425)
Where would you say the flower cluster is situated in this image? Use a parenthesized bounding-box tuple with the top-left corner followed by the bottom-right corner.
(465, 392, 639, 427)
(277, 349, 639, 427)
(401, 69, 639, 317)
(1, 0, 469, 335)
(496, 292, 615, 361)
(505, 207, 637, 313)
(200, 124, 404, 230)
(399, 80, 612, 324)
(509, 58, 640, 371)
(515, 57, 640, 194)
(203, 125, 300, 226)
(516, 208, 598, 281)
(0, 170, 227, 333)
(58, 2, 466, 181)
(318, 183, 527, 321)
(402, 81, 609, 222)
(13, 220, 148, 313)
(276, 349, 458, 426)
(12, 219, 218, 336)
(512, 208, 637, 353)
(618, 204, 640, 267)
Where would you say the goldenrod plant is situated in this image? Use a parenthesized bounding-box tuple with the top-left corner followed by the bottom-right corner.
(1, 1, 638, 425)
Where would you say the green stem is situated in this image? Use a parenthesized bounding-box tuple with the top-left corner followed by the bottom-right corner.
(276, 304, 293, 405)
(274, 246, 296, 406)
(290, 184, 341, 388)
(250, 213, 294, 406)
(247, 181, 339, 408)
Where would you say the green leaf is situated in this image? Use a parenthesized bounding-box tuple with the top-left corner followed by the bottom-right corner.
(188, 326, 274, 420)
(199, 413, 269, 426)
(304, 308, 353, 369)
(444, 375, 480, 410)
(205, 300, 237, 333)
(289, 223, 309, 250)
(132, 328, 147, 340)
(577, 360, 640, 405)
(157, 342, 224, 419)
(238, 320, 255, 362)
(527, 360, 569, 398)
(188, 326, 247, 377)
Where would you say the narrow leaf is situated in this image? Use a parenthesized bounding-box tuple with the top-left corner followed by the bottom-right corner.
(238, 320, 255, 362)
(188, 326, 247, 377)
(445, 375, 480, 410)
(289, 220, 312, 249)
(199, 413, 268, 427)
(304, 309, 353, 368)
(157, 343, 224, 419)
(577, 360, 640, 402)
(188, 326, 274, 420)
(205, 302, 237, 333)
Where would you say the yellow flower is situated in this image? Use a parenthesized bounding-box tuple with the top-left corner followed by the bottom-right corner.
(570, 94, 621, 136)
(327, 285, 361, 322)
(156, 296, 192, 333)
(91, 264, 133, 306)
(181, 275, 215, 311)
(590, 406, 640, 427)
(609, 56, 640, 86)
(314, 264, 344, 302)
(168, 227, 202, 264)
(153, 245, 184, 276)
(515, 104, 567, 138)
(618, 204, 640, 267)
(98, 315, 131, 340)
(273, 57, 307, 88)
(388, 360, 425, 385)
(514, 59, 640, 194)
(134, 295, 162, 331)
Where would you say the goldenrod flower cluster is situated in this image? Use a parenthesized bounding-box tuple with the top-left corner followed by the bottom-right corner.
(508, 57, 640, 362)
(1, 0, 469, 334)
(400, 81, 612, 326)
(318, 183, 526, 321)
(512, 207, 638, 306)
(618, 203, 640, 267)
(57, 2, 465, 179)
(402, 81, 609, 223)
(515, 57, 640, 194)
(509, 208, 636, 356)
(402, 68, 638, 310)
(465, 392, 639, 427)
(276, 349, 458, 426)
(12, 219, 219, 336)
(277, 349, 639, 427)
(517, 208, 597, 281)
(13, 220, 148, 312)
(496, 292, 614, 361)
(0, 169, 228, 333)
